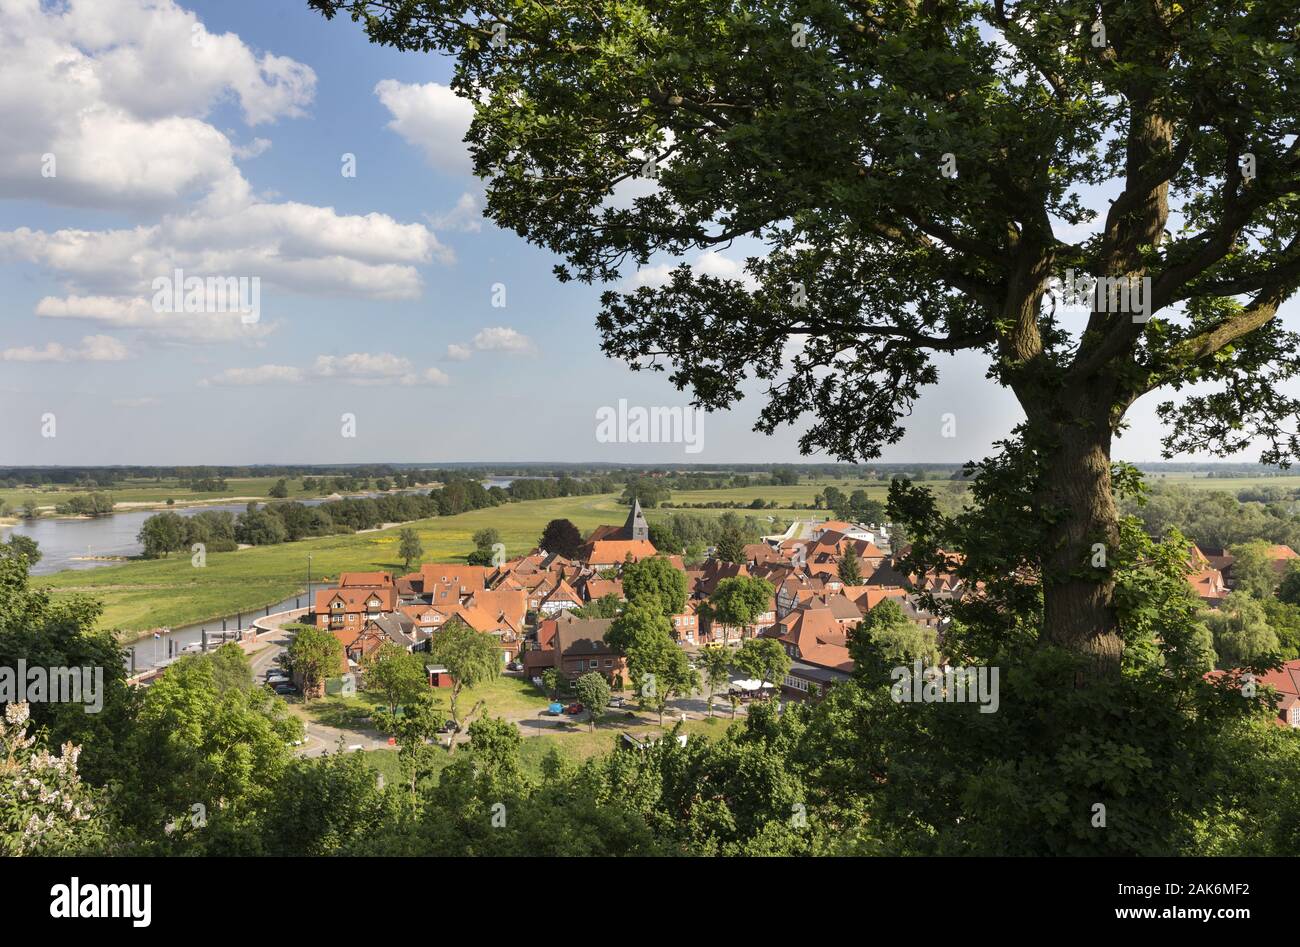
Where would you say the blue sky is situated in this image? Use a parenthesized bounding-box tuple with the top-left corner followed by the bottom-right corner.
(0, 0, 1290, 468)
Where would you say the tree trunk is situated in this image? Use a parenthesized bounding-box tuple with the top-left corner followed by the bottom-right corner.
(1035, 410, 1125, 675)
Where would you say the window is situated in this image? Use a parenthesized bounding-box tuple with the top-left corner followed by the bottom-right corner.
(605, 659, 613, 668)
(1292, 706, 1300, 727)
(589, 659, 599, 670)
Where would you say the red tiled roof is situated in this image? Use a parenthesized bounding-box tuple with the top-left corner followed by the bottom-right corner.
(580, 539, 658, 564)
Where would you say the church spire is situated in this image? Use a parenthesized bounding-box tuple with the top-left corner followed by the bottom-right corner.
(623, 495, 649, 541)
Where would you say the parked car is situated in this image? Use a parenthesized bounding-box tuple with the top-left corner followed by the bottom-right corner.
(506, 660, 523, 672)
(544, 702, 565, 716)
(271, 683, 297, 696)
(608, 696, 626, 708)
(564, 702, 584, 715)
(438, 719, 461, 734)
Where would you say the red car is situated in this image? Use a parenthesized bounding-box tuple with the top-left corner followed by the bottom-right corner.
(564, 702, 584, 715)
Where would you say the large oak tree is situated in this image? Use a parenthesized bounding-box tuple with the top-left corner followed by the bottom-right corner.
(312, 0, 1300, 667)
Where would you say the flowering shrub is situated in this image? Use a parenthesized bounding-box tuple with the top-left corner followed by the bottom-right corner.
(0, 702, 101, 855)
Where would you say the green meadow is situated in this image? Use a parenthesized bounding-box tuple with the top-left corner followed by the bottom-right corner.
(660, 477, 896, 509)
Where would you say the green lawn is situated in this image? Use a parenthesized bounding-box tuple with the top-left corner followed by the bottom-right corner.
(302, 674, 551, 729)
(358, 710, 732, 783)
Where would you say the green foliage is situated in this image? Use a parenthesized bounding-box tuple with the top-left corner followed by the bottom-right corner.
(286, 625, 344, 700)
(0, 702, 109, 855)
(373, 691, 446, 798)
(571, 593, 622, 620)
(398, 527, 424, 571)
(115, 651, 300, 853)
(3, 534, 40, 569)
(733, 637, 791, 692)
(364, 643, 430, 713)
(608, 602, 696, 724)
(1204, 592, 1280, 669)
(646, 520, 681, 554)
(848, 599, 940, 683)
(620, 478, 670, 508)
(575, 672, 611, 730)
(698, 644, 733, 717)
(1279, 561, 1300, 607)
(541, 668, 560, 700)
(708, 576, 774, 628)
(261, 748, 405, 856)
(0, 552, 132, 783)
(428, 617, 500, 724)
(714, 528, 745, 564)
(622, 555, 688, 616)
(539, 518, 583, 559)
(837, 554, 863, 586)
(1227, 540, 1281, 599)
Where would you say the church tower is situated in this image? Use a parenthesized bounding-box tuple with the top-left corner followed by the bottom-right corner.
(623, 496, 649, 541)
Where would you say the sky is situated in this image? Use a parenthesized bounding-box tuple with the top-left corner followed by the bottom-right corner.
(0, 0, 1293, 468)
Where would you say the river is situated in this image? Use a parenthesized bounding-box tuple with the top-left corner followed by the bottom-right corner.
(2, 491, 430, 576)
(123, 592, 311, 674)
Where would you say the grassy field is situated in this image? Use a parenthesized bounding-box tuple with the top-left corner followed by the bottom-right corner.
(359, 707, 733, 783)
(304, 675, 552, 730)
(1140, 472, 1300, 492)
(659, 477, 897, 509)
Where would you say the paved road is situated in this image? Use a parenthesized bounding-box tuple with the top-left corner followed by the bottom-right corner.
(244, 626, 392, 756)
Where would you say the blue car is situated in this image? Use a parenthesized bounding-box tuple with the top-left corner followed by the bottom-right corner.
(546, 702, 564, 715)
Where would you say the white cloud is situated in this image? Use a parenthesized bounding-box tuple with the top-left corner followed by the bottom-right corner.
(0, 0, 315, 210)
(200, 364, 304, 387)
(0, 0, 446, 346)
(4, 199, 451, 341)
(1, 333, 129, 362)
(374, 79, 474, 175)
(422, 367, 451, 386)
(233, 138, 272, 160)
(201, 352, 452, 388)
(445, 343, 472, 361)
(426, 191, 483, 233)
(629, 250, 756, 290)
(473, 326, 533, 353)
(34, 294, 274, 344)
